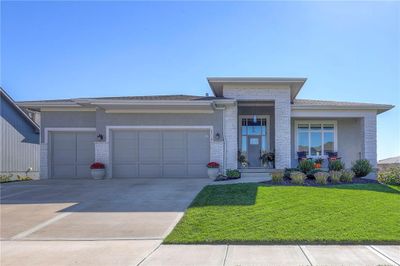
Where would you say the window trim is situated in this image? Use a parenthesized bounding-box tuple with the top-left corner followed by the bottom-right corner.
(294, 120, 338, 158)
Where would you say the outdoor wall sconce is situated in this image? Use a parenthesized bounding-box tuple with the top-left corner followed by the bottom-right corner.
(97, 134, 103, 141)
(215, 133, 220, 140)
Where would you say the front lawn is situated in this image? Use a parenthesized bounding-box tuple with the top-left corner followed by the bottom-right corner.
(165, 183, 400, 244)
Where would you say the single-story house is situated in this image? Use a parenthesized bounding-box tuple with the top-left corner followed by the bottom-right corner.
(378, 156, 400, 170)
(1, 88, 40, 179)
(18, 77, 394, 179)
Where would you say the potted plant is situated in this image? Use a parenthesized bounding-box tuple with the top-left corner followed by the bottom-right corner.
(90, 162, 106, 179)
(206, 162, 220, 179)
(238, 151, 248, 168)
(314, 158, 324, 169)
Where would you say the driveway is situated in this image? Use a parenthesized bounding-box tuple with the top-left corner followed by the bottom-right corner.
(1, 178, 209, 240)
(2, 179, 399, 266)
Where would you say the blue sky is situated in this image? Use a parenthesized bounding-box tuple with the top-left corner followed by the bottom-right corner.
(1, 1, 399, 159)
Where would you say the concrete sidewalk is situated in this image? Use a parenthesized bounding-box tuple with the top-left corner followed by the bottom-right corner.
(141, 244, 400, 266)
(2, 241, 399, 266)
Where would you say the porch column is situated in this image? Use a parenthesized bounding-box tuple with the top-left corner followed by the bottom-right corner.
(40, 143, 49, 179)
(361, 113, 377, 167)
(94, 141, 111, 178)
(274, 97, 291, 169)
(224, 103, 238, 169)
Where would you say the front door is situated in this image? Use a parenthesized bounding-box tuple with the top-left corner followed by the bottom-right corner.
(247, 136, 261, 167)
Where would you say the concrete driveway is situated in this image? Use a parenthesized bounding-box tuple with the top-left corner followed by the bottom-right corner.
(1, 178, 209, 241)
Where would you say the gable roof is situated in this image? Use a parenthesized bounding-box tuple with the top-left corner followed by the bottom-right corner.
(0, 88, 40, 131)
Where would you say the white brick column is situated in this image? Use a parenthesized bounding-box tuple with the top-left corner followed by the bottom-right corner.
(40, 143, 49, 179)
(210, 140, 224, 170)
(274, 97, 291, 169)
(95, 142, 111, 178)
(362, 113, 377, 167)
(224, 104, 238, 169)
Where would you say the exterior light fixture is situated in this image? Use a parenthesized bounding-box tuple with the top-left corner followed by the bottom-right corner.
(97, 134, 103, 141)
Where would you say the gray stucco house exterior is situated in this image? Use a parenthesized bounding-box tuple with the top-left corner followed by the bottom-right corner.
(1, 88, 40, 179)
(18, 77, 394, 179)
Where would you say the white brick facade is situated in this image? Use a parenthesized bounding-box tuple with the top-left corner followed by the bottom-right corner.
(223, 87, 292, 169)
(210, 140, 224, 170)
(362, 113, 377, 167)
(223, 103, 238, 169)
(40, 143, 48, 179)
(94, 141, 111, 178)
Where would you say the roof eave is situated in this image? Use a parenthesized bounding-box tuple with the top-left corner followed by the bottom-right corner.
(291, 104, 395, 114)
(1, 89, 40, 131)
(207, 77, 307, 99)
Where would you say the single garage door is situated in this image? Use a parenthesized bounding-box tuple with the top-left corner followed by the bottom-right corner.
(50, 131, 96, 178)
(112, 130, 210, 178)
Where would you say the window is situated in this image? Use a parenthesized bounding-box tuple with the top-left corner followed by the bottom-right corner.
(240, 116, 269, 153)
(295, 121, 336, 157)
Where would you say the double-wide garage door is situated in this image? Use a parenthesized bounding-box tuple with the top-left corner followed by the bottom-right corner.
(112, 130, 210, 178)
(50, 131, 96, 178)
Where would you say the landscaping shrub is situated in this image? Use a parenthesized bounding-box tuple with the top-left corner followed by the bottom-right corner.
(329, 160, 345, 171)
(17, 175, 32, 181)
(290, 171, 306, 185)
(226, 169, 241, 179)
(314, 172, 329, 185)
(271, 171, 284, 183)
(0, 174, 12, 183)
(298, 160, 315, 173)
(351, 159, 373, 177)
(284, 168, 299, 178)
(329, 171, 342, 184)
(377, 167, 400, 185)
(306, 169, 326, 178)
(340, 170, 355, 183)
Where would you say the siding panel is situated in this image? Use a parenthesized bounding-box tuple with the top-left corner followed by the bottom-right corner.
(0, 95, 39, 176)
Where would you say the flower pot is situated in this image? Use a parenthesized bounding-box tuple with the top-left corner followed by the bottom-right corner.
(91, 169, 105, 179)
(207, 168, 219, 179)
(314, 163, 321, 169)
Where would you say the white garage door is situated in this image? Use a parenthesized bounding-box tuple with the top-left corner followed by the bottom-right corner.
(112, 130, 210, 178)
(50, 131, 96, 178)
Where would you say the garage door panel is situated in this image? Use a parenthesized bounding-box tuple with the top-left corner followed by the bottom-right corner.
(113, 133, 139, 163)
(163, 164, 187, 177)
(163, 131, 186, 163)
(76, 132, 95, 164)
(53, 150, 76, 164)
(113, 164, 139, 178)
(53, 165, 76, 178)
(76, 165, 92, 178)
(52, 133, 76, 164)
(139, 164, 162, 177)
(188, 164, 208, 177)
(187, 131, 209, 163)
(139, 131, 161, 162)
(51, 131, 95, 179)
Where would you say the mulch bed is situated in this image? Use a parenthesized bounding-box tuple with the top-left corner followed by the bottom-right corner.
(262, 177, 379, 186)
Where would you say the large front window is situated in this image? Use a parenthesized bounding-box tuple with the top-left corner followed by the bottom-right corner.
(296, 121, 336, 157)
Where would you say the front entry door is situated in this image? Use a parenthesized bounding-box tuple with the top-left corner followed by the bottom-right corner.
(247, 136, 261, 167)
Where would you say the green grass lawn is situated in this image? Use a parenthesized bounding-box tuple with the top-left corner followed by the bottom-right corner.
(165, 183, 400, 244)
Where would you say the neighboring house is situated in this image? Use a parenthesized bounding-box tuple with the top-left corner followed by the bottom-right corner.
(1, 88, 40, 179)
(378, 156, 400, 170)
(18, 77, 394, 179)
